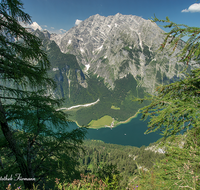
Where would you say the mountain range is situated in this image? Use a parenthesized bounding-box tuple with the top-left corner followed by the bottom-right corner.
(31, 13, 195, 128)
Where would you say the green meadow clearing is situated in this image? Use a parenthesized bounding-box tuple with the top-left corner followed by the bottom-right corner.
(88, 115, 114, 128)
(111, 105, 120, 110)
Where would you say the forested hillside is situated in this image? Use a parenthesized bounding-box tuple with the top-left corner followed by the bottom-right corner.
(1, 137, 165, 189)
(77, 139, 165, 188)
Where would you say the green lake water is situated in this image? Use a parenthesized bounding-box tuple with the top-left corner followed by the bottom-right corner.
(70, 113, 162, 147)
(10, 113, 162, 148)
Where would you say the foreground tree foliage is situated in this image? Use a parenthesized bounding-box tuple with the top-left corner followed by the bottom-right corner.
(0, 0, 87, 189)
(76, 139, 165, 189)
(133, 16, 200, 189)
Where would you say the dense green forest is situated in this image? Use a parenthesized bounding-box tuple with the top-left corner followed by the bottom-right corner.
(0, 135, 165, 189)
(77, 139, 165, 188)
(68, 74, 150, 125)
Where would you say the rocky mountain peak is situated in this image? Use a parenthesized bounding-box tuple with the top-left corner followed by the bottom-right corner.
(33, 14, 197, 125)
(49, 14, 183, 92)
(38, 13, 195, 97)
(43, 29, 51, 39)
(53, 13, 164, 57)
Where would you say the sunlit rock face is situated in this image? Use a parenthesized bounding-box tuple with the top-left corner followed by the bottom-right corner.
(29, 14, 199, 124)
(50, 13, 191, 94)
(33, 13, 196, 106)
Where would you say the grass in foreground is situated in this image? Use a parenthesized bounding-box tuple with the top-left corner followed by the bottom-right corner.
(5, 164, 200, 190)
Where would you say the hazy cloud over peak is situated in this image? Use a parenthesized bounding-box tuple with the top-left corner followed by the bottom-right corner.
(75, 19, 82, 25)
(182, 3, 200, 13)
(20, 21, 42, 30)
(60, 29, 67, 33)
(48, 28, 67, 34)
(30, 22, 42, 30)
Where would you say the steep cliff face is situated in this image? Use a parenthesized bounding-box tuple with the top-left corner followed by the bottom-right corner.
(50, 13, 187, 94)
(32, 29, 91, 106)
(31, 14, 196, 125)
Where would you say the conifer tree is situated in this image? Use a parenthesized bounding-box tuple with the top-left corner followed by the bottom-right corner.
(0, 0, 87, 189)
(136, 16, 200, 140)
(135, 16, 200, 188)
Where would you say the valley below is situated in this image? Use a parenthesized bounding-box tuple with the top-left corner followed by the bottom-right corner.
(58, 97, 142, 129)
(31, 13, 196, 131)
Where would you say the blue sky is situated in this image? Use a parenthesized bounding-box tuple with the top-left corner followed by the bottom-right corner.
(21, 0, 200, 34)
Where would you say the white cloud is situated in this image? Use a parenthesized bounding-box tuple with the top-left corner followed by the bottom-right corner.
(20, 21, 42, 30)
(75, 19, 82, 25)
(181, 3, 200, 13)
(59, 29, 67, 33)
(30, 22, 42, 30)
(20, 21, 67, 35)
(48, 28, 67, 34)
(181, 9, 189, 13)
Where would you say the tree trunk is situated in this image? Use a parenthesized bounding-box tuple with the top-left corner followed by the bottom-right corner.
(0, 99, 34, 189)
(0, 157, 4, 169)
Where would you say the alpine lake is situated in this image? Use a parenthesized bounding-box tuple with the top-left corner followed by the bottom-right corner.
(10, 113, 162, 148)
(69, 113, 162, 148)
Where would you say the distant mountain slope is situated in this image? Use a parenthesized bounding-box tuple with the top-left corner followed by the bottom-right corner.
(50, 13, 189, 94)
(32, 14, 196, 126)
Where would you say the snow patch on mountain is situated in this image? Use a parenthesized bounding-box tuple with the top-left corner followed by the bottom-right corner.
(96, 45, 103, 51)
(85, 64, 90, 71)
(80, 48, 84, 53)
(68, 39, 72, 45)
(75, 19, 82, 25)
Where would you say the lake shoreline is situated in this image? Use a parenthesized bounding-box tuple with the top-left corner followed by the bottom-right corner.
(65, 110, 161, 147)
(73, 109, 141, 129)
(114, 109, 141, 128)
